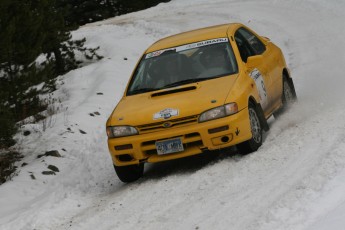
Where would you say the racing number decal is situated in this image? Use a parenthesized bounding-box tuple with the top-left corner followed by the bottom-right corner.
(250, 68, 268, 109)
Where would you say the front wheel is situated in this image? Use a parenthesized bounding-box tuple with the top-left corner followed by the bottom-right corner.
(274, 75, 297, 118)
(114, 163, 144, 183)
(237, 103, 263, 154)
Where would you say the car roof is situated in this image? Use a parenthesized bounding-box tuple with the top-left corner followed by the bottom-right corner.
(145, 23, 240, 53)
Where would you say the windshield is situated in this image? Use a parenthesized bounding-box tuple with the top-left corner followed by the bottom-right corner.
(126, 38, 238, 96)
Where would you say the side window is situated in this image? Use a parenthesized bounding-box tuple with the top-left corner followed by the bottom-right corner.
(234, 31, 256, 63)
(237, 28, 266, 55)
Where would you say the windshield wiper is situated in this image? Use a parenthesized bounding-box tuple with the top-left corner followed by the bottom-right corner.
(127, 88, 156, 95)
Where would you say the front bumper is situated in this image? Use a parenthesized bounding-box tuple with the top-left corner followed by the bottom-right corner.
(107, 108, 251, 166)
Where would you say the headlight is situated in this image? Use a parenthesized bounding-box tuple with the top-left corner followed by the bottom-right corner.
(199, 103, 238, 122)
(106, 126, 138, 138)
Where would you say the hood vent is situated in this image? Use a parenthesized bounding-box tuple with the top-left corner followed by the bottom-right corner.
(151, 86, 197, 97)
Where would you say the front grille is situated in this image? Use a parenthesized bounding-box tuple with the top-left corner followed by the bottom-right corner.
(137, 115, 198, 133)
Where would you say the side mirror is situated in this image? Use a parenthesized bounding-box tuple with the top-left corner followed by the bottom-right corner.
(246, 55, 263, 68)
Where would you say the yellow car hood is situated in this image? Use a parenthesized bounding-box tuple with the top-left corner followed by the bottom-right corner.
(109, 75, 238, 126)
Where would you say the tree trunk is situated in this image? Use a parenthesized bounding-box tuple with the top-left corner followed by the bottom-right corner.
(53, 48, 64, 75)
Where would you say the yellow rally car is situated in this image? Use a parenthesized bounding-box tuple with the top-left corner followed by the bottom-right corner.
(106, 23, 297, 182)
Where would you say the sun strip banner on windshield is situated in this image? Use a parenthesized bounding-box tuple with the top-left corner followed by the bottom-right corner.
(145, 38, 229, 59)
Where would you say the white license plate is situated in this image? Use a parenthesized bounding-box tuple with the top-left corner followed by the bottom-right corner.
(156, 138, 184, 155)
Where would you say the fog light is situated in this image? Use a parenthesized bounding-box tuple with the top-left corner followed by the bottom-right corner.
(221, 136, 229, 143)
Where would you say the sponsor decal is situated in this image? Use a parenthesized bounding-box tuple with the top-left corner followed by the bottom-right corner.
(145, 48, 175, 59)
(194, 38, 228, 48)
(153, 108, 179, 120)
(249, 68, 268, 108)
(145, 38, 229, 59)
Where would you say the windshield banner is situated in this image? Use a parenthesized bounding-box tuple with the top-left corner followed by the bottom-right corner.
(145, 38, 229, 59)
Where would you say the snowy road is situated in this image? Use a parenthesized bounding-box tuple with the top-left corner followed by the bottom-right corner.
(1, 0, 345, 229)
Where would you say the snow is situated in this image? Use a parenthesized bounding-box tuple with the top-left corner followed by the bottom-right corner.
(1, 0, 345, 229)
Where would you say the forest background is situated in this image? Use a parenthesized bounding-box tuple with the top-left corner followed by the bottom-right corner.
(0, 0, 169, 183)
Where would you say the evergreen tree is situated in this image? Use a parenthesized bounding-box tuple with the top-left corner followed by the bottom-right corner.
(0, 0, 47, 143)
(42, 0, 102, 75)
(56, 0, 118, 26)
(0, 0, 44, 72)
(0, 0, 101, 147)
(116, 0, 170, 15)
(55, 0, 171, 27)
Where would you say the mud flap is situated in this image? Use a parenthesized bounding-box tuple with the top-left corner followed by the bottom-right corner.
(255, 103, 269, 132)
(287, 77, 298, 100)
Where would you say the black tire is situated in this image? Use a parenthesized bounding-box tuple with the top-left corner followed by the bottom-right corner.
(237, 102, 263, 154)
(274, 75, 297, 118)
(114, 163, 144, 183)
